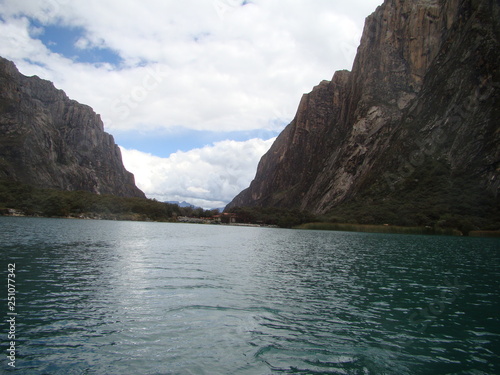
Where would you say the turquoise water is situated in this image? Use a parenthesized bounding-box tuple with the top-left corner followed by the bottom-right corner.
(1, 216, 499, 374)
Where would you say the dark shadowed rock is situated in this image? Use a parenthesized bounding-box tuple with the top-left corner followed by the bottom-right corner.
(0, 57, 145, 198)
(227, 0, 499, 221)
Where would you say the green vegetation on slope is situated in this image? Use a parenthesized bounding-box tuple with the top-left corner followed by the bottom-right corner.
(0, 178, 181, 221)
(226, 206, 316, 228)
(227, 160, 500, 235)
(321, 159, 500, 235)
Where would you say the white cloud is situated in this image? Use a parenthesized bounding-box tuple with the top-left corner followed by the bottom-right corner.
(0, 0, 382, 206)
(0, 0, 382, 133)
(120, 137, 275, 209)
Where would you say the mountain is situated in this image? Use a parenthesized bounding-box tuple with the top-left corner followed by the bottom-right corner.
(227, 0, 499, 228)
(0, 57, 145, 198)
(166, 201, 223, 213)
(166, 201, 196, 208)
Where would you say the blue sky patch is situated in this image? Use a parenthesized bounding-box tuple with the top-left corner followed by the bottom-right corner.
(113, 128, 280, 157)
(30, 20, 122, 66)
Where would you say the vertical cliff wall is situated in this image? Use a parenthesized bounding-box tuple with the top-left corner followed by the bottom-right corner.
(227, 0, 499, 223)
(0, 57, 145, 198)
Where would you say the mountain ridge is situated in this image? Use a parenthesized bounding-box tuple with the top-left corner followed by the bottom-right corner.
(227, 0, 499, 229)
(0, 57, 145, 198)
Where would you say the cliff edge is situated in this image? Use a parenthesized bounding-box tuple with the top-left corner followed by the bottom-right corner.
(227, 0, 499, 227)
(0, 57, 145, 198)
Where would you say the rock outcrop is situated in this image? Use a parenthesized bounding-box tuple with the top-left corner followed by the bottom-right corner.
(0, 57, 145, 198)
(228, 0, 499, 224)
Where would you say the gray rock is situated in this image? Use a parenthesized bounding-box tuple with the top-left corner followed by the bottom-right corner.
(0, 57, 145, 198)
(227, 0, 499, 217)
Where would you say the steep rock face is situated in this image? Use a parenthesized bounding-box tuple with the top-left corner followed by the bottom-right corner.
(0, 57, 145, 198)
(236, 71, 350, 208)
(228, 0, 499, 218)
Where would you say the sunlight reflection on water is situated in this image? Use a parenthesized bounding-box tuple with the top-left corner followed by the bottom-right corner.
(1, 217, 499, 374)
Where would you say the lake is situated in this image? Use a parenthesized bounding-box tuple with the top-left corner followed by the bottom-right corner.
(1, 216, 499, 374)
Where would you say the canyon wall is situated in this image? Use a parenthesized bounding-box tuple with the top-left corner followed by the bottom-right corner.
(0, 57, 145, 198)
(228, 0, 499, 224)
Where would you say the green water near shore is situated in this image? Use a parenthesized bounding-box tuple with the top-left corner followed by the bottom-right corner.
(1, 216, 499, 374)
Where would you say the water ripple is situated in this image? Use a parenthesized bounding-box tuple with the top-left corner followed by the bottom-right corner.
(1, 218, 499, 374)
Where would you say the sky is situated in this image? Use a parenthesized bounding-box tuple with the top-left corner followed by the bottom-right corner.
(0, 0, 382, 209)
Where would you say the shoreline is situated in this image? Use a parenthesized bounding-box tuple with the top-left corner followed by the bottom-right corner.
(294, 222, 500, 238)
(2, 212, 499, 237)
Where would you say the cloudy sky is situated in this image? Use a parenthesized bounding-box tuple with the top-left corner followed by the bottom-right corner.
(0, 0, 382, 208)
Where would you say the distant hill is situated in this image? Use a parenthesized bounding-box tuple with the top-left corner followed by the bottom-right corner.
(166, 201, 196, 208)
(166, 201, 223, 213)
(0, 57, 145, 198)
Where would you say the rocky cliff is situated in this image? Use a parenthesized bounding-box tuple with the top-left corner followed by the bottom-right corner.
(228, 0, 499, 227)
(0, 57, 145, 198)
